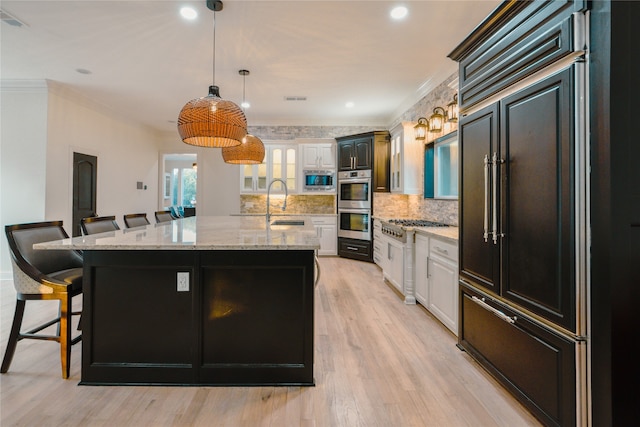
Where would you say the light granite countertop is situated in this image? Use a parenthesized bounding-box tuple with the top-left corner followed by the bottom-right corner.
(34, 216, 320, 251)
(413, 226, 459, 243)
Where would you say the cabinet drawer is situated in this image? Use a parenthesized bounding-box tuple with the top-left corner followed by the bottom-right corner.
(429, 238, 457, 262)
(456, 1, 585, 110)
(459, 284, 576, 426)
(311, 216, 337, 226)
(338, 237, 372, 262)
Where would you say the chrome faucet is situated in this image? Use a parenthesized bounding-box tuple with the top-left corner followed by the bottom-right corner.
(266, 178, 288, 223)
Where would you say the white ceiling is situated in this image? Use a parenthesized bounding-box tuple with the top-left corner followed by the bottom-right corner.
(0, 0, 500, 134)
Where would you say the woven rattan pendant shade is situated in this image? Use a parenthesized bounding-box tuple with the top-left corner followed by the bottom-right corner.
(178, 85, 247, 148)
(222, 134, 265, 164)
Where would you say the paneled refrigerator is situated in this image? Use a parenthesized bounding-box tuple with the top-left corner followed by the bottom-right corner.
(450, 2, 590, 426)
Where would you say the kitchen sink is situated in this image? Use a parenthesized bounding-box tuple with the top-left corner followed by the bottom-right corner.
(270, 219, 305, 226)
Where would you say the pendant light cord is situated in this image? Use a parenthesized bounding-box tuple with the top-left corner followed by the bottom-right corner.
(212, 10, 216, 86)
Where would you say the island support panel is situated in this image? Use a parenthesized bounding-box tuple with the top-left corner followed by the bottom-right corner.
(81, 250, 315, 386)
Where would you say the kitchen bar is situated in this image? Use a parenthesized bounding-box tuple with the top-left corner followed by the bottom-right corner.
(35, 216, 320, 386)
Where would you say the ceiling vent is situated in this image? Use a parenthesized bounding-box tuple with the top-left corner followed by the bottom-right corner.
(284, 96, 307, 102)
(0, 9, 27, 27)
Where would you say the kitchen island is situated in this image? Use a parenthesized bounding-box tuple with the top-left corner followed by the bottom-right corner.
(35, 216, 319, 386)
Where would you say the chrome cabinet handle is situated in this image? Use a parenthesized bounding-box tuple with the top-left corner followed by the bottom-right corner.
(346, 246, 358, 251)
(491, 152, 504, 245)
(434, 246, 448, 255)
(492, 152, 498, 244)
(483, 154, 490, 242)
(471, 296, 516, 324)
(426, 257, 430, 278)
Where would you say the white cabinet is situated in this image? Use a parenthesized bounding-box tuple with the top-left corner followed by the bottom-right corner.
(385, 238, 404, 294)
(390, 121, 423, 194)
(414, 233, 459, 335)
(241, 142, 297, 194)
(373, 220, 386, 268)
(414, 234, 429, 305)
(300, 142, 336, 169)
(240, 161, 268, 193)
(312, 216, 337, 256)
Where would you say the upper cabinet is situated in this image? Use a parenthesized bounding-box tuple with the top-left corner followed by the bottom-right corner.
(337, 131, 390, 192)
(298, 139, 336, 169)
(390, 122, 422, 195)
(240, 142, 297, 194)
(337, 136, 371, 170)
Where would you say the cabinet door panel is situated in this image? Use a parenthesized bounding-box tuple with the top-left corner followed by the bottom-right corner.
(428, 257, 458, 334)
(459, 103, 500, 294)
(500, 67, 575, 331)
(338, 142, 354, 170)
(354, 138, 372, 169)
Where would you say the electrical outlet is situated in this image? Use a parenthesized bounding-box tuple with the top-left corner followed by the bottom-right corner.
(177, 272, 189, 292)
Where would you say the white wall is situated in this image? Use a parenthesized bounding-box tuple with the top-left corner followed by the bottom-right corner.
(45, 83, 160, 228)
(157, 135, 241, 216)
(0, 81, 162, 278)
(0, 81, 49, 279)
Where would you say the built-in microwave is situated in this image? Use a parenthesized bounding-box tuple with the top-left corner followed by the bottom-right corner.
(303, 169, 335, 192)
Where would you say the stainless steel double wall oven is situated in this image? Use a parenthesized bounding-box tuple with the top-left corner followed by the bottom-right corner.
(337, 170, 372, 259)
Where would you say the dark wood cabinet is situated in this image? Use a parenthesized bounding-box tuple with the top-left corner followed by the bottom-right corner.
(337, 131, 390, 192)
(459, 283, 577, 427)
(450, 0, 586, 111)
(459, 103, 500, 295)
(452, 1, 589, 425)
(461, 68, 576, 331)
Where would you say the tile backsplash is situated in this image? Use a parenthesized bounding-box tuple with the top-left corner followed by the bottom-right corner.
(241, 194, 336, 214)
(374, 193, 458, 226)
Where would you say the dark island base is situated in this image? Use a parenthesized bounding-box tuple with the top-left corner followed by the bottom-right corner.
(80, 250, 315, 386)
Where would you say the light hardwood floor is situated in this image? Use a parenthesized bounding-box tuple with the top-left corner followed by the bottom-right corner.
(0, 257, 541, 426)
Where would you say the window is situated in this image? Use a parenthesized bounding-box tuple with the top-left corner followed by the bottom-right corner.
(424, 131, 458, 199)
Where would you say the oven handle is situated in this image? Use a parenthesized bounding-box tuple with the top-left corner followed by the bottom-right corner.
(339, 178, 370, 185)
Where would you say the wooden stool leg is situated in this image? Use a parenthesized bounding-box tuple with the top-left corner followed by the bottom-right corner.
(1, 299, 26, 374)
(59, 294, 72, 379)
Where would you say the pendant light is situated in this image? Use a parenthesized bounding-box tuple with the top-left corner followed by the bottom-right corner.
(177, 0, 247, 148)
(222, 70, 266, 164)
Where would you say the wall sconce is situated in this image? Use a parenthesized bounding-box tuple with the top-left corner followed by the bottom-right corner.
(192, 163, 197, 170)
(446, 93, 459, 123)
(414, 117, 429, 140)
(429, 107, 446, 133)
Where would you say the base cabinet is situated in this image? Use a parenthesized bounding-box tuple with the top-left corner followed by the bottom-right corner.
(459, 283, 578, 426)
(338, 237, 372, 262)
(312, 216, 337, 256)
(384, 239, 404, 294)
(414, 233, 458, 335)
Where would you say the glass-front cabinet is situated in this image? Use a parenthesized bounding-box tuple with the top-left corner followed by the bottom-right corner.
(241, 160, 267, 193)
(240, 142, 297, 193)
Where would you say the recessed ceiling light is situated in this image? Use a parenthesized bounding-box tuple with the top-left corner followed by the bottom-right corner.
(390, 6, 408, 20)
(180, 7, 198, 20)
(345, 102, 355, 108)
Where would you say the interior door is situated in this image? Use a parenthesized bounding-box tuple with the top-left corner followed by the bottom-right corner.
(500, 67, 575, 332)
(72, 152, 97, 237)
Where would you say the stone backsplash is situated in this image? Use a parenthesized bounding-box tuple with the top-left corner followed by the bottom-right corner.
(241, 194, 336, 214)
(374, 193, 458, 226)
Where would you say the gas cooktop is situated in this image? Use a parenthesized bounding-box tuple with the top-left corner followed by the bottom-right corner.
(380, 219, 449, 243)
(386, 219, 449, 227)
